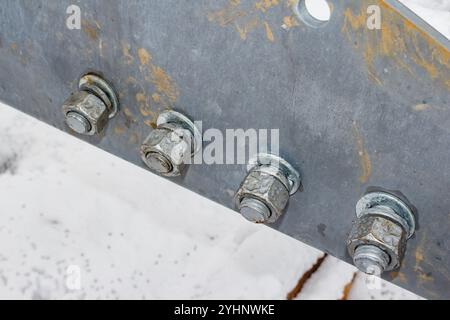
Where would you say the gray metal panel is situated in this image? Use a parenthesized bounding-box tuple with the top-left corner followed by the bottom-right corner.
(0, 0, 449, 298)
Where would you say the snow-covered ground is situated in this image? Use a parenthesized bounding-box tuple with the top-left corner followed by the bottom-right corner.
(0, 0, 447, 300)
(0, 103, 421, 300)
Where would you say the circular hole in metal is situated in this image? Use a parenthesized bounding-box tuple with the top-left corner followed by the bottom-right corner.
(296, 0, 331, 27)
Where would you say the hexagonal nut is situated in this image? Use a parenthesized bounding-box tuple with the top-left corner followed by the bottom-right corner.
(235, 171, 290, 222)
(62, 91, 109, 135)
(347, 215, 407, 270)
(140, 127, 192, 176)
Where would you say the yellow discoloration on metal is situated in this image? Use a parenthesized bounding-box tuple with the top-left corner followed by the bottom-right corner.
(152, 93, 161, 103)
(135, 92, 146, 104)
(123, 107, 134, 119)
(138, 47, 179, 104)
(125, 76, 138, 85)
(144, 118, 157, 129)
(341, 0, 450, 89)
(207, 0, 302, 42)
(207, 0, 246, 27)
(352, 122, 372, 184)
(263, 21, 275, 42)
(414, 233, 435, 283)
(147, 65, 180, 103)
(412, 103, 432, 112)
(118, 45, 179, 134)
(113, 125, 126, 135)
(123, 107, 138, 128)
(137, 47, 152, 66)
(136, 92, 153, 117)
(390, 271, 408, 283)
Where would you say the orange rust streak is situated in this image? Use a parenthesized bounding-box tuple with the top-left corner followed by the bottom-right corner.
(340, 272, 357, 300)
(352, 122, 372, 184)
(341, 0, 450, 89)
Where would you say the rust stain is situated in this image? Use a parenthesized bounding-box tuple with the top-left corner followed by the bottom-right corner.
(207, 0, 246, 27)
(82, 20, 99, 41)
(263, 21, 275, 42)
(390, 271, 407, 283)
(139, 104, 153, 118)
(415, 235, 425, 270)
(123, 107, 137, 128)
(417, 271, 434, 283)
(125, 76, 138, 85)
(287, 254, 327, 300)
(255, 0, 279, 13)
(122, 42, 134, 65)
(9, 42, 28, 65)
(136, 92, 153, 117)
(152, 93, 162, 103)
(352, 122, 372, 184)
(340, 272, 357, 300)
(144, 119, 157, 129)
(341, 0, 450, 89)
(208, 0, 295, 42)
(281, 15, 299, 30)
(128, 132, 140, 145)
(412, 103, 432, 112)
(123, 107, 135, 119)
(138, 48, 179, 104)
(235, 17, 259, 40)
(98, 39, 104, 58)
(148, 65, 180, 103)
(125, 47, 178, 137)
(113, 126, 126, 135)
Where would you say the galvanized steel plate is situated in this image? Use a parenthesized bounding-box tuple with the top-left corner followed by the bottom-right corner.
(0, 0, 449, 298)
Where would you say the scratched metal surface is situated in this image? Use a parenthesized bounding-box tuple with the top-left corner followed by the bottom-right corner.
(0, 0, 449, 298)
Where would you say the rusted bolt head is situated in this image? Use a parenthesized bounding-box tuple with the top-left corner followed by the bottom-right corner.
(347, 192, 415, 274)
(141, 126, 192, 176)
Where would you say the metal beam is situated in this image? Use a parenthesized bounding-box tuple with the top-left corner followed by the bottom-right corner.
(0, 0, 449, 298)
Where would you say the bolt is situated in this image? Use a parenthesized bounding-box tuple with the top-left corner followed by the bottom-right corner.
(65, 111, 91, 134)
(145, 152, 173, 174)
(140, 110, 201, 177)
(234, 153, 301, 223)
(347, 191, 415, 275)
(239, 198, 271, 223)
(353, 245, 390, 275)
(62, 73, 119, 135)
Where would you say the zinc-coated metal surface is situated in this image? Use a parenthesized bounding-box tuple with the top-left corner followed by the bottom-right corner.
(0, 0, 449, 298)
